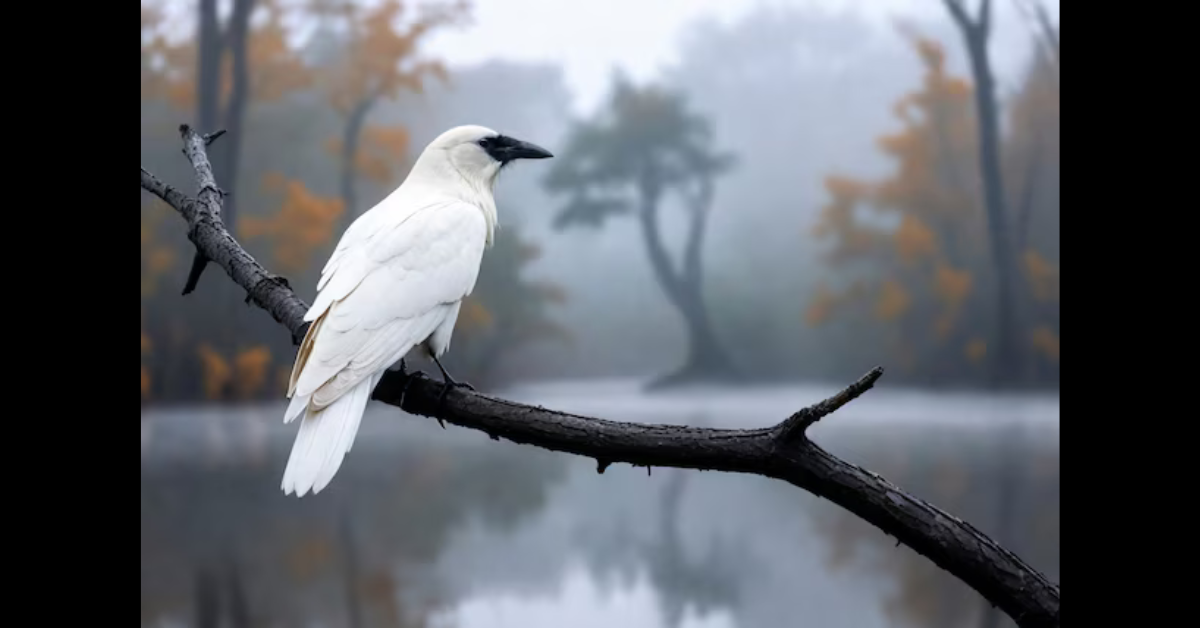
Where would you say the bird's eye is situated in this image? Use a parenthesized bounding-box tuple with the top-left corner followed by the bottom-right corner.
(477, 138, 492, 149)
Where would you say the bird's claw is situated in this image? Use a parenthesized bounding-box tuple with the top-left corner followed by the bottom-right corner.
(397, 361, 429, 407)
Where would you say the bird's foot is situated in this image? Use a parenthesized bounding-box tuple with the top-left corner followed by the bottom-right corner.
(397, 362, 428, 407)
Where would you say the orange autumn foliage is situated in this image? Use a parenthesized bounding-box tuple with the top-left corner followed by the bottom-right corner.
(245, 0, 315, 102)
(234, 345, 272, 399)
(874, 279, 911, 322)
(140, 0, 469, 403)
(194, 343, 275, 401)
(317, 0, 463, 114)
(808, 30, 1060, 376)
(197, 343, 232, 400)
(315, 0, 465, 199)
(895, 214, 937, 265)
(142, 0, 313, 110)
(240, 175, 345, 275)
(326, 124, 413, 184)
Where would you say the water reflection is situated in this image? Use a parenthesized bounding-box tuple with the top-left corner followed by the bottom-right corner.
(142, 380, 1058, 628)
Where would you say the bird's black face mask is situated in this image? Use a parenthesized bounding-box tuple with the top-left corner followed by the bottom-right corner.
(478, 135, 554, 167)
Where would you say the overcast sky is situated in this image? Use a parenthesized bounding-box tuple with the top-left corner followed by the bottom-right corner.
(423, 0, 1061, 115)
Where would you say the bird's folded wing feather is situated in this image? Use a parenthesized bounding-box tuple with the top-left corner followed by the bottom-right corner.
(291, 198, 488, 408)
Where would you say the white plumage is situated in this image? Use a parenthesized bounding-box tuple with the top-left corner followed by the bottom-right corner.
(281, 125, 552, 497)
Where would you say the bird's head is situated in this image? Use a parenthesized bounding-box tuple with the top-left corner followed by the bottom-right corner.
(421, 125, 553, 187)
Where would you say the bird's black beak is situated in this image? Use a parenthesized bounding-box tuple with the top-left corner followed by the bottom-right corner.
(489, 136, 554, 163)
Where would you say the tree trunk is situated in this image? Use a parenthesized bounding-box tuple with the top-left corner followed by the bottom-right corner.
(946, 0, 1022, 387)
(338, 97, 375, 234)
(195, 0, 221, 137)
(215, 0, 254, 235)
(635, 176, 738, 389)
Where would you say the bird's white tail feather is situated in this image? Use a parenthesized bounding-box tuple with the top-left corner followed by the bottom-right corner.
(281, 372, 381, 497)
(284, 391, 310, 424)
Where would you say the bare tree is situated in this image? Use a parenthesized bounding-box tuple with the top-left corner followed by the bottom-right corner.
(140, 125, 1060, 628)
(942, 0, 1022, 386)
(545, 79, 740, 388)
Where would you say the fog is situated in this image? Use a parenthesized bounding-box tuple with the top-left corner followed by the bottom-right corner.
(141, 0, 1060, 625)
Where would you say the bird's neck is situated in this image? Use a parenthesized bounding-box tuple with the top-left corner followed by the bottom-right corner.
(407, 153, 499, 247)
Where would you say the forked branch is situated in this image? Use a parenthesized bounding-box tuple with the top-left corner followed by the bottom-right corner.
(140, 125, 1060, 628)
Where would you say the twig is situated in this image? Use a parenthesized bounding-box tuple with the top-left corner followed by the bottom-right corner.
(139, 126, 1060, 628)
(777, 367, 883, 441)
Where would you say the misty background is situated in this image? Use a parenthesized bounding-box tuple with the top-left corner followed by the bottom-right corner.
(140, 0, 1060, 626)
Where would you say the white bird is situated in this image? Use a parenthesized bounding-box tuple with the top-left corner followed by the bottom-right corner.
(280, 125, 553, 497)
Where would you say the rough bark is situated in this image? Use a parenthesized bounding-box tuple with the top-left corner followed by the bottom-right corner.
(140, 125, 1060, 628)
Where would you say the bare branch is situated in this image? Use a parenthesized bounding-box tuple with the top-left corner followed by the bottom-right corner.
(777, 366, 884, 441)
(139, 128, 1061, 628)
(943, 0, 975, 31)
(1013, 0, 1059, 67)
(141, 125, 312, 344)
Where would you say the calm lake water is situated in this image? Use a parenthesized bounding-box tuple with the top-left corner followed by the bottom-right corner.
(141, 379, 1060, 628)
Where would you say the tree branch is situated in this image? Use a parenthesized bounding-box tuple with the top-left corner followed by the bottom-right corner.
(139, 127, 1060, 628)
(943, 0, 979, 35)
(143, 125, 311, 344)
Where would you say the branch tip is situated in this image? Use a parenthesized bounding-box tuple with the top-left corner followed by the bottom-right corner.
(778, 366, 884, 441)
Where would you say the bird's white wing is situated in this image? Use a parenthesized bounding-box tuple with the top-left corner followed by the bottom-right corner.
(289, 198, 488, 411)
